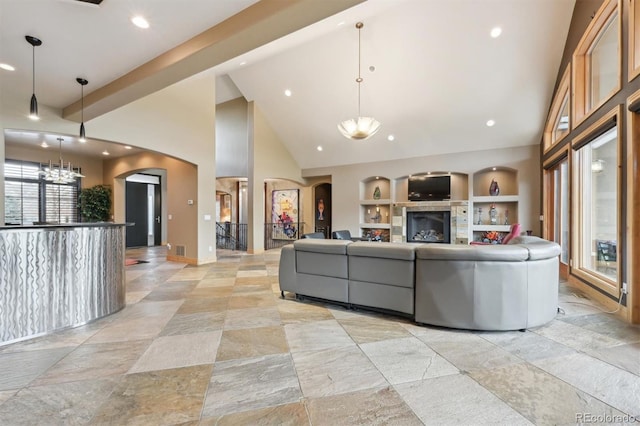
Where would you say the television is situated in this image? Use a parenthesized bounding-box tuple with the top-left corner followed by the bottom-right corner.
(408, 175, 451, 201)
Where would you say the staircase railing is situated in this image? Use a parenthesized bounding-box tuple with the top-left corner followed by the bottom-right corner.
(216, 222, 247, 251)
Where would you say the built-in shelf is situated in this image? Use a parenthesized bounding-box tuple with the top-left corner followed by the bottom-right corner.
(359, 177, 392, 241)
(360, 223, 391, 229)
(472, 195, 519, 203)
(472, 225, 512, 232)
(360, 199, 392, 205)
(471, 167, 519, 242)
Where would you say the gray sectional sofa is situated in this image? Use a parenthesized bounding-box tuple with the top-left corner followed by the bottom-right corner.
(278, 236, 561, 330)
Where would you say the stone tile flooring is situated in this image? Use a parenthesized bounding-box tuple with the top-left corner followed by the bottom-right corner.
(0, 246, 639, 425)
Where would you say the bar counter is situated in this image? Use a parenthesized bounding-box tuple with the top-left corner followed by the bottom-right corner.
(0, 223, 126, 345)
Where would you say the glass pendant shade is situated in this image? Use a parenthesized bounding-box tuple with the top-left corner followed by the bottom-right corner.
(29, 93, 39, 120)
(77, 78, 88, 142)
(338, 116, 381, 140)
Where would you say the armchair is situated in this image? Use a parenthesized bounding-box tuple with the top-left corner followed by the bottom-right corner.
(332, 230, 365, 241)
(301, 232, 325, 239)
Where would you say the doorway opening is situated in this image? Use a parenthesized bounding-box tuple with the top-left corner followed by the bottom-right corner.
(126, 173, 161, 248)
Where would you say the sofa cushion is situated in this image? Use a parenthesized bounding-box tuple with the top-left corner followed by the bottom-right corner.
(508, 236, 561, 260)
(347, 241, 417, 260)
(415, 244, 528, 262)
(506, 235, 544, 245)
(293, 239, 352, 254)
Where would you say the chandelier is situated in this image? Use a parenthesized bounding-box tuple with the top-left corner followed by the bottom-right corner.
(338, 22, 381, 140)
(39, 137, 85, 184)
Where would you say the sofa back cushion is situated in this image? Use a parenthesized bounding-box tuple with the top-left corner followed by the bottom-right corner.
(416, 244, 529, 262)
(293, 239, 351, 254)
(347, 242, 417, 260)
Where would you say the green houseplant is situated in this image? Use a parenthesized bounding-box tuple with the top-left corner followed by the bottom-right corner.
(79, 185, 112, 222)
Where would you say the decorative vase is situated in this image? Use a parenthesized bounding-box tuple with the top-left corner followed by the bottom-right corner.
(489, 178, 500, 196)
(489, 203, 497, 225)
(373, 186, 381, 200)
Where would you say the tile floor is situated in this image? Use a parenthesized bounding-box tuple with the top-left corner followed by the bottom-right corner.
(0, 246, 639, 425)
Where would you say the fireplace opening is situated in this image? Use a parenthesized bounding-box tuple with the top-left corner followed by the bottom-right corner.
(407, 211, 451, 243)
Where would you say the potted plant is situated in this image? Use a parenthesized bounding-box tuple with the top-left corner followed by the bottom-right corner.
(79, 184, 112, 222)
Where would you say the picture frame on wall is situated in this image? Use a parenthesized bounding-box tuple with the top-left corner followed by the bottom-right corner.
(272, 189, 299, 240)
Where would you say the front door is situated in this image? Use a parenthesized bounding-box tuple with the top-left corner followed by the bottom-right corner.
(125, 181, 148, 247)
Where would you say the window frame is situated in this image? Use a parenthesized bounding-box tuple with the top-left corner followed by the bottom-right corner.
(4, 159, 81, 225)
(543, 65, 571, 153)
(572, 0, 621, 128)
(543, 145, 571, 279)
(570, 106, 622, 297)
(629, 0, 640, 81)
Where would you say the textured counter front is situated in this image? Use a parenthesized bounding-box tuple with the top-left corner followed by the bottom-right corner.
(0, 224, 126, 345)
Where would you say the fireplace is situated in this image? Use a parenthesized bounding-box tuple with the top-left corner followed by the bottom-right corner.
(406, 210, 451, 243)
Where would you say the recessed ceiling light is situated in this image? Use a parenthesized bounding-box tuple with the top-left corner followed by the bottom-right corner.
(131, 16, 149, 29)
(102, 150, 110, 156)
(40, 141, 48, 148)
(490, 27, 502, 38)
(0, 63, 15, 71)
(387, 134, 395, 141)
(239, 61, 247, 66)
(317, 146, 323, 151)
(284, 89, 292, 97)
(124, 145, 132, 150)
(492, 167, 497, 171)
(486, 119, 496, 127)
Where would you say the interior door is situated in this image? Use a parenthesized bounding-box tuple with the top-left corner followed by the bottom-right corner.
(125, 181, 148, 247)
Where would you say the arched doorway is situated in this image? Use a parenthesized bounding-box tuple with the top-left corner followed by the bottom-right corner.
(314, 183, 332, 238)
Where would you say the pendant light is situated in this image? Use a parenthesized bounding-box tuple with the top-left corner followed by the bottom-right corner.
(76, 78, 88, 142)
(338, 22, 381, 140)
(25, 35, 42, 120)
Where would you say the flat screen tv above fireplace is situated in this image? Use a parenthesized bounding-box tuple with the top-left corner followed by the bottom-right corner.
(408, 175, 451, 201)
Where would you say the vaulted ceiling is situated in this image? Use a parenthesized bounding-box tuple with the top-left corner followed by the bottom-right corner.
(1, 0, 575, 168)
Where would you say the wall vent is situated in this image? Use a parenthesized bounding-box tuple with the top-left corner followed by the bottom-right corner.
(176, 245, 186, 257)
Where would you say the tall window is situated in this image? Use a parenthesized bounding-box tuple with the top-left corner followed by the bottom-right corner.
(4, 159, 80, 225)
(554, 160, 570, 267)
(573, 0, 620, 126)
(544, 65, 570, 152)
(589, 12, 619, 108)
(575, 126, 618, 284)
(545, 156, 570, 278)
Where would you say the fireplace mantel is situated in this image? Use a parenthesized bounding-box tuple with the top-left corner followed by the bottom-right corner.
(391, 200, 470, 244)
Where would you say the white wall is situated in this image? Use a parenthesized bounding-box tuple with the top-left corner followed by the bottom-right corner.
(87, 72, 217, 264)
(216, 97, 248, 177)
(247, 101, 305, 253)
(303, 145, 541, 237)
